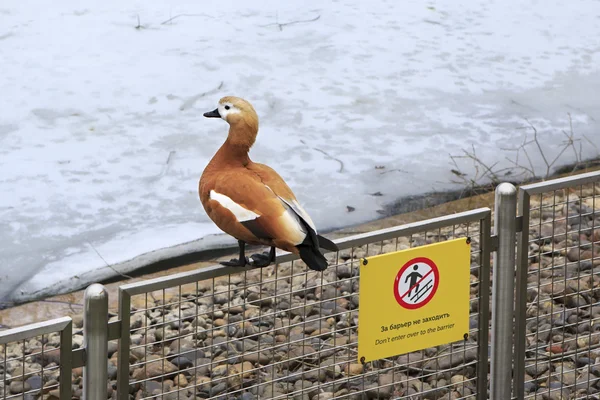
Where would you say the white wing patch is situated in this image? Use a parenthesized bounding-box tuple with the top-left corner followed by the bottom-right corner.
(210, 190, 259, 222)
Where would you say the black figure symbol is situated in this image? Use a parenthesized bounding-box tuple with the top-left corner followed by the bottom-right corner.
(405, 265, 423, 296)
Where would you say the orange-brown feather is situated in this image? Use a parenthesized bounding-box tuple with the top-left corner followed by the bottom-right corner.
(200, 160, 305, 253)
(247, 162, 298, 202)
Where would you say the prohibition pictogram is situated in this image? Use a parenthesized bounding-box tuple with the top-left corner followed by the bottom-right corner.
(393, 257, 439, 309)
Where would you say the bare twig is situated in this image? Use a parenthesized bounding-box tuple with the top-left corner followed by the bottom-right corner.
(583, 134, 599, 154)
(39, 299, 83, 307)
(312, 147, 344, 172)
(179, 81, 224, 111)
(135, 15, 142, 30)
(450, 114, 596, 197)
(379, 168, 408, 175)
(300, 140, 344, 173)
(88, 242, 132, 280)
(165, 150, 175, 166)
(145, 150, 177, 183)
(161, 13, 210, 25)
(261, 14, 320, 31)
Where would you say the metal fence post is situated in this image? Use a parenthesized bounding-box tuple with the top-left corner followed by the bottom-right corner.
(513, 189, 530, 400)
(491, 183, 517, 400)
(84, 283, 109, 400)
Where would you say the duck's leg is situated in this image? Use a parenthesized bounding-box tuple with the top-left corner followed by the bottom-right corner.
(250, 246, 276, 268)
(220, 240, 250, 267)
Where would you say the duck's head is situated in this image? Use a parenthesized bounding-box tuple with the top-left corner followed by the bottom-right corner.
(204, 96, 259, 128)
(204, 96, 259, 149)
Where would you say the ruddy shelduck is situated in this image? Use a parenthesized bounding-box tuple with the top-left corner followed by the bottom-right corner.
(199, 96, 338, 270)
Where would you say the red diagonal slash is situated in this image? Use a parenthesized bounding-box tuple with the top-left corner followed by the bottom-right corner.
(401, 268, 434, 300)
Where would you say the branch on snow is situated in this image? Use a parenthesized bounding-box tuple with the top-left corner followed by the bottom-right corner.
(261, 14, 321, 31)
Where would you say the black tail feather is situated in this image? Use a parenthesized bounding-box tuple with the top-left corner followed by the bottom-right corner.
(293, 216, 336, 271)
(298, 245, 328, 271)
(317, 234, 338, 252)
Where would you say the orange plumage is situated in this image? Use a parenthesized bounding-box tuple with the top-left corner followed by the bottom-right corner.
(198, 96, 338, 270)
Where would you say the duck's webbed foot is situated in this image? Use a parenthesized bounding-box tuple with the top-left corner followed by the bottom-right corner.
(220, 240, 250, 267)
(220, 257, 250, 267)
(250, 246, 276, 268)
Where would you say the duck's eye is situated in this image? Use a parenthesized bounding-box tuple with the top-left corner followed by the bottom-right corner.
(224, 105, 230, 110)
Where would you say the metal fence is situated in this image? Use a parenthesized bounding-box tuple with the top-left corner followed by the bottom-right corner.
(514, 171, 600, 400)
(1, 169, 599, 400)
(116, 208, 491, 400)
(0, 317, 72, 400)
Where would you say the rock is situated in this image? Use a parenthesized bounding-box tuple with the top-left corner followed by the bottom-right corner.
(229, 305, 244, 314)
(170, 356, 194, 370)
(295, 380, 316, 393)
(423, 348, 476, 370)
(539, 388, 571, 400)
(32, 346, 61, 366)
(213, 293, 230, 305)
(320, 287, 340, 301)
(345, 363, 363, 376)
(193, 358, 211, 376)
(211, 364, 228, 378)
(313, 393, 334, 400)
(261, 382, 286, 398)
(132, 356, 178, 379)
(72, 314, 84, 328)
(396, 352, 425, 368)
(311, 328, 333, 339)
(209, 382, 228, 396)
(174, 374, 188, 387)
(194, 375, 211, 388)
(242, 351, 273, 364)
(246, 292, 273, 307)
(376, 372, 395, 398)
(450, 375, 467, 385)
(10, 381, 31, 394)
(191, 316, 208, 329)
(526, 362, 550, 377)
(131, 314, 150, 329)
(107, 362, 118, 380)
(576, 357, 593, 367)
(26, 375, 42, 390)
(107, 341, 119, 357)
(336, 265, 353, 279)
(231, 361, 254, 378)
(319, 361, 342, 380)
(130, 334, 143, 345)
(142, 380, 162, 396)
(524, 381, 537, 393)
(72, 334, 84, 349)
(534, 324, 552, 342)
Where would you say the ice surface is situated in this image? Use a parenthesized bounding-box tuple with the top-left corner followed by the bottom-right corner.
(1, 0, 599, 303)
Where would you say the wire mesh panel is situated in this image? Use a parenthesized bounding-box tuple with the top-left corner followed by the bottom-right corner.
(515, 171, 600, 400)
(117, 208, 491, 400)
(0, 317, 72, 400)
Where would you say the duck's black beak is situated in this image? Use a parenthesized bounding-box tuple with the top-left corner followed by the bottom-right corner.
(203, 108, 221, 118)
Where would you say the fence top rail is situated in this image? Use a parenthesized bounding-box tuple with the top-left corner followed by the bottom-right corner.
(119, 207, 491, 296)
(0, 316, 72, 344)
(519, 170, 600, 195)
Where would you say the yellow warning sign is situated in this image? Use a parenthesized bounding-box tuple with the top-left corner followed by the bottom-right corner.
(358, 237, 471, 363)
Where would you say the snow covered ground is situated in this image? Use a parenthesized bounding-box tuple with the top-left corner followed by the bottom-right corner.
(1, 0, 599, 304)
